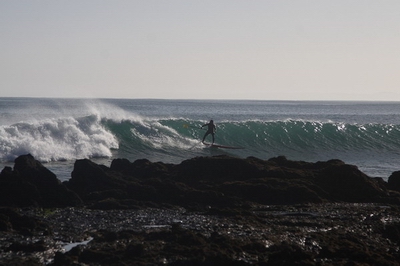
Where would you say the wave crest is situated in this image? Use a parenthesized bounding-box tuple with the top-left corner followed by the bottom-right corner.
(0, 115, 118, 162)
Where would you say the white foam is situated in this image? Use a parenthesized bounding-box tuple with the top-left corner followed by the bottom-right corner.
(129, 120, 201, 151)
(0, 115, 118, 162)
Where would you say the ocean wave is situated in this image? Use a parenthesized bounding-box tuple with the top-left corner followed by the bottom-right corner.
(0, 115, 118, 162)
(2, 114, 400, 164)
(157, 119, 400, 152)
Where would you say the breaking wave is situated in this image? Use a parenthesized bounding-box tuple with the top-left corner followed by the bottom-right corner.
(2, 112, 400, 168)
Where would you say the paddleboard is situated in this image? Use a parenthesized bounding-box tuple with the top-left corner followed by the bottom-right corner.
(202, 142, 244, 149)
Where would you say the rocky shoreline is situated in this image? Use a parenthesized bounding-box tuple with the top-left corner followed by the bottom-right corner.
(1, 154, 400, 265)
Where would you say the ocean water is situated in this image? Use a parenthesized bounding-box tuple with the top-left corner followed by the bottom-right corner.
(1, 97, 400, 181)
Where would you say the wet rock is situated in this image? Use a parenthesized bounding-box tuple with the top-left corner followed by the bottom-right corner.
(14, 154, 60, 187)
(6, 240, 47, 253)
(109, 158, 131, 172)
(111, 158, 172, 178)
(388, 171, 400, 192)
(4, 154, 400, 210)
(1, 204, 400, 265)
(315, 162, 387, 202)
(66, 159, 128, 199)
(0, 165, 41, 207)
(0, 208, 51, 235)
(173, 155, 265, 183)
(267, 243, 314, 266)
(380, 222, 400, 245)
(54, 226, 266, 265)
(0, 154, 81, 208)
(2, 154, 400, 264)
(68, 155, 399, 208)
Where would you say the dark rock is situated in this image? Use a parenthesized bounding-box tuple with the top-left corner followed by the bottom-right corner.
(65, 159, 129, 200)
(3, 154, 400, 211)
(0, 208, 51, 235)
(173, 155, 265, 183)
(109, 158, 131, 172)
(134, 159, 172, 177)
(14, 154, 60, 187)
(0, 154, 81, 207)
(56, 226, 268, 265)
(0, 167, 41, 207)
(315, 163, 388, 202)
(90, 198, 128, 210)
(267, 243, 314, 265)
(52, 252, 77, 266)
(380, 222, 400, 245)
(64, 155, 400, 209)
(6, 240, 47, 252)
(0, 213, 12, 231)
(219, 178, 326, 205)
(388, 171, 400, 192)
(2, 203, 400, 265)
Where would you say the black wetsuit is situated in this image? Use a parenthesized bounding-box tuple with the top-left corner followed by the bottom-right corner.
(202, 122, 216, 143)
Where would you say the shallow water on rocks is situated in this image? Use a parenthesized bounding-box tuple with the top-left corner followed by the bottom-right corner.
(1, 203, 400, 265)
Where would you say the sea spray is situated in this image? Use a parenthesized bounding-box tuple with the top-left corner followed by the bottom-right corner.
(0, 115, 118, 162)
(2, 98, 400, 179)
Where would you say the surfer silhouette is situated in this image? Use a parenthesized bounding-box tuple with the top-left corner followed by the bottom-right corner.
(201, 120, 216, 144)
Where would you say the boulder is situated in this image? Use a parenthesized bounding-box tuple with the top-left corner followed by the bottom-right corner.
(2, 154, 399, 209)
(66, 155, 399, 208)
(0, 154, 81, 207)
(315, 163, 388, 202)
(65, 159, 129, 200)
(388, 171, 400, 192)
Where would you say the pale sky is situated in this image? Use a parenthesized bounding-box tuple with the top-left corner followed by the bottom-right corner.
(1, 1, 399, 100)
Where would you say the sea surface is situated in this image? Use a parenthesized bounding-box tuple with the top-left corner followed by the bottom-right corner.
(1, 97, 400, 181)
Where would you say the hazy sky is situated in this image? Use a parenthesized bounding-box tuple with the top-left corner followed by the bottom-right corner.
(1, 1, 399, 100)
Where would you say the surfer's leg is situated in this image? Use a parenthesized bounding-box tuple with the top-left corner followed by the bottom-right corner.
(202, 132, 208, 143)
(211, 133, 214, 144)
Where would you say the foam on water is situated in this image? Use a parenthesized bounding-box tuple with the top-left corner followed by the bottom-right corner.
(2, 98, 400, 180)
(0, 115, 118, 162)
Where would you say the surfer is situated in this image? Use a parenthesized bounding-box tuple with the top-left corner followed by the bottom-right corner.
(201, 120, 216, 144)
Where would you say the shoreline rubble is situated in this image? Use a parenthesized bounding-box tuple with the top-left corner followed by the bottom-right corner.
(1, 154, 400, 265)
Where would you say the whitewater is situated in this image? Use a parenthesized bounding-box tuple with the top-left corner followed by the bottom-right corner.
(2, 98, 400, 181)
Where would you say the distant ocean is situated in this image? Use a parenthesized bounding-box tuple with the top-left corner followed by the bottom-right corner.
(1, 97, 400, 181)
